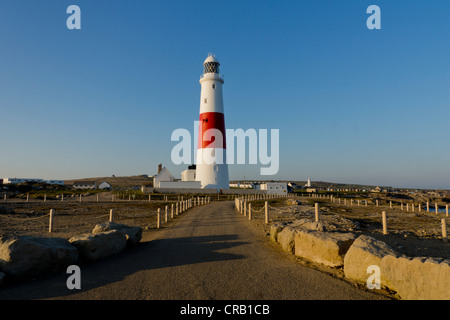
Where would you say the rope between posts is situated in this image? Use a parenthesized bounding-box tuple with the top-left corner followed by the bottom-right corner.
(0, 213, 50, 221)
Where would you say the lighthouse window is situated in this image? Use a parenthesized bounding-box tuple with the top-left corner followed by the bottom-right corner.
(212, 84, 216, 89)
(204, 98, 207, 103)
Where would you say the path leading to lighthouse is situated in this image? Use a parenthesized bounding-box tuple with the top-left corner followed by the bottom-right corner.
(0, 201, 388, 300)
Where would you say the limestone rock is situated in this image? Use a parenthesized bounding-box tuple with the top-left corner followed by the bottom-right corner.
(381, 256, 450, 300)
(269, 223, 284, 243)
(289, 219, 325, 232)
(343, 235, 398, 287)
(69, 230, 127, 262)
(277, 226, 298, 253)
(92, 222, 142, 246)
(0, 234, 78, 278)
(294, 230, 356, 267)
(286, 199, 300, 205)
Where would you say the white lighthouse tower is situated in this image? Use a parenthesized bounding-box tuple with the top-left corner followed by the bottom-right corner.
(196, 54, 229, 190)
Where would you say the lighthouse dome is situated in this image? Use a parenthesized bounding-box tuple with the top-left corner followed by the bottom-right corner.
(203, 54, 220, 74)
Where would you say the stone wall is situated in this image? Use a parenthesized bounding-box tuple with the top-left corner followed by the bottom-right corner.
(273, 220, 450, 300)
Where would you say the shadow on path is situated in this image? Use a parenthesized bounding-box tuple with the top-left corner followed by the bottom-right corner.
(0, 234, 248, 300)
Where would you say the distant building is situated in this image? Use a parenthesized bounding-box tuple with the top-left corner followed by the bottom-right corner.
(159, 181, 202, 189)
(153, 166, 175, 188)
(98, 181, 112, 190)
(141, 183, 153, 194)
(305, 178, 311, 187)
(45, 180, 65, 185)
(181, 165, 196, 182)
(256, 182, 288, 195)
(3, 178, 64, 185)
(229, 182, 253, 189)
(73, 181, 97, 190)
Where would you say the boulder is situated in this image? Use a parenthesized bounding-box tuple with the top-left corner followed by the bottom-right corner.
(92, 222, 142, 246)
(380, 256, 450, 300)
(343, 235, 398, 287)
(290, 219, 325, 232)
(294, 230, 356, 267)
(269, 223, 284, 243)
(286, 199, 300, 205)
(0, 234, 79, 278)
(277, 227, 298, 253)
(69, 230, 127, 262)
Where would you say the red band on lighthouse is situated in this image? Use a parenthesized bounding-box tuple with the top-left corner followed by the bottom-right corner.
(198, 112, 226, 149)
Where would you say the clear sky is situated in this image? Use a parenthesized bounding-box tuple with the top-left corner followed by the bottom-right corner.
(1, 1, 449, 189)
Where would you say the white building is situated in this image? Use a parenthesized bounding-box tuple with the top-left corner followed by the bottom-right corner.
(3, 178, 64, 185)
(153, 167, 175, 188)
(159, 181, 202, 189)
(73, 181, 97, 190)
(181, 165, 196, 182)
(3, 178, 43, 184)
(258, 182, 288, 195)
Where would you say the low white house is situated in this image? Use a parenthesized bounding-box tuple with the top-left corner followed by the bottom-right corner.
(153, 167, 175, 188)
(73, 181, 97, 190)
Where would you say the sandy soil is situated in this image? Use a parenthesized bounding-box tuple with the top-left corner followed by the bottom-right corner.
(0, 194, 448, 261)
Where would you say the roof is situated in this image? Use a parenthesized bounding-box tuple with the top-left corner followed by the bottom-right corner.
(73, 181, 96, 186)
(204, 54, 219, 64)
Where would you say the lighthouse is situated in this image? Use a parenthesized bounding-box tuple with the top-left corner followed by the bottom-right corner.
(196, 54, 229, 190)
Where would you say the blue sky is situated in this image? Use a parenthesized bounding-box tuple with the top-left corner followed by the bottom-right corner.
(0, 1, 449, 189)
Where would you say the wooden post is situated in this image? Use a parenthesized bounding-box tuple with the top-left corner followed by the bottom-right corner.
(390, 201, 392, 209)
(26, 193, 29, 203)
(442, 219, 448, 243)
(446, 205, 449, 217)
(435, 203, 438, 214)
(109, 209, 114, 222)
(406, 203, 409, 212)
(176, 202, 179, 216)
(382, 211, 387, 235)
(79, 194, 82, 203)
(365, 200, 368, 207)
(243, 201, 247, 216)
(419, 203, 421, 212)
(376, 200, 379, 207)
(165, 206, 168, 223)
(401, 203, 403, 211)
(265, 201, 269, 224)
(157, 208, 161, 229)
(171, 204, 174, 219)
(61, 194, 64, 202)
(49, 209, 54, 233)
(315, 203, 319, 223)
(412, 203, 414, 212)
(248, 203, 252, 221)
(426, 202, 429, 212)
(44, 194, 47, 202)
